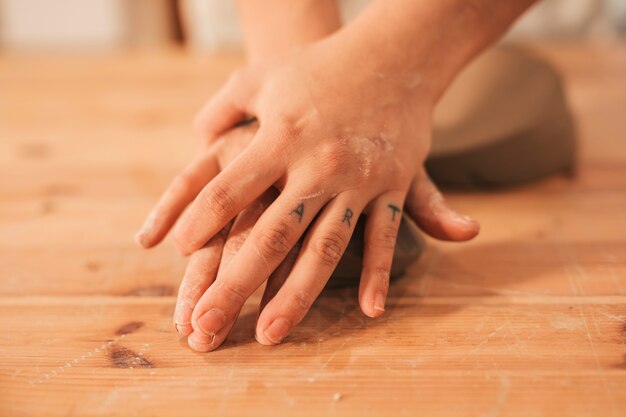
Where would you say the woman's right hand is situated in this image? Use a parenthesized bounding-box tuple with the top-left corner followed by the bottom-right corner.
(136, 121, 478, 352)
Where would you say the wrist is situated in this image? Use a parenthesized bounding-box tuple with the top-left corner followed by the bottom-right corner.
(336, 0, 536, 103)
(237, 0, 342, 64)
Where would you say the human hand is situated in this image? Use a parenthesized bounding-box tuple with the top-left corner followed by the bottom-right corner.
(150, 36, 479, 349)
(135, 123, 304, 350)
(137, 114, 476, 352)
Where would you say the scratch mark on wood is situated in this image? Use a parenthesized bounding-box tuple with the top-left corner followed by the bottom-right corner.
(480, 374, 511, 417)
(557, 238, 619, 417)
(28, 334, 128, 386)
(125, 285, 175, 296)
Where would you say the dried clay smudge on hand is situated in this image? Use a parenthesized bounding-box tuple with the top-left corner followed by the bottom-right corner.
(300, 189, 325, 200)
(135, 209, 159, 245)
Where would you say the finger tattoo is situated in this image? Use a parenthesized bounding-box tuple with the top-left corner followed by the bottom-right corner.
(291, 203, 304, 223)
(387, 204, 401, 221)
(342, 208, 353, 227)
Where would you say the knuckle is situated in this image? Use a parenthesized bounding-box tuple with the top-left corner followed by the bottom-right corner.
(200, 184, 235, 219)
(275, 112, 305, 139)
(314, 230, 347, 267)
(224, 233, 248, 255)
(287, 290, 313, 317)
(227, 67, 246, 85)
(192, 111, 207, 134)
(256, 222, 292, 261)
(170, 173, 195, 195)
(216, 280, 247, 306)
(367, 225, 398, 250)
(372, 266, 391, 290)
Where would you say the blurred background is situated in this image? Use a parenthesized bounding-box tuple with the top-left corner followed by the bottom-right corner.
(0, 0, 625, 52)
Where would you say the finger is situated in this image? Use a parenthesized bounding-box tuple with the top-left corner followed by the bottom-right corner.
(255, 191, 366, 345)
(185, 192, 277, 352)
(217, 189, 278, 276)
(174, 133, 285, 256)
(405, 168, 480, 241)
(189, 235, 301, 353)
(187, 311, 240, 352)
(193, 70, 255, 146)
(174, 227, 229, 336)
(135, 151, 220, 248)
(189, 183, 330, 348)
(358, 190, 406, 318)
(260, 241, 301, 314)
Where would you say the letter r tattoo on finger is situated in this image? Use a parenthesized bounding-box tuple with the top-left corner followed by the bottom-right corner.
(343, 208, 353, 227)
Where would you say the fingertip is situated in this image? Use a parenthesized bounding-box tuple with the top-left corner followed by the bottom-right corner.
(359, 294, 385, 319)
(254, 331, 274, 346)
(187, 332, 215, 352)
(254, 314, 283, 346)
(360, 305, 379, 319)
(134, 231, 150, 248)
(449, 213, 481, 241)
(175, 323, 193, 337)
(174, 304, 194, 336)
(414, 208, 480, 242)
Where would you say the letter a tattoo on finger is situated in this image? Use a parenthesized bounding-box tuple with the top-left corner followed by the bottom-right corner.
(291, 203, 304, 223)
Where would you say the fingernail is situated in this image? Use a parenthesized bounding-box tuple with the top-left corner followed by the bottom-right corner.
(188, 332, 214, 352)
(135, 211, 157, 247)
(174, 322, 193, 336)
(174, 304, 193, 329)
(134, 231, 149, 247)
(455, 212, 478, 226)
(263, 317, 291, 345)
(196, 308, 226, 337)
(174, 323, 189, 335)
(374, 291, 386, 313)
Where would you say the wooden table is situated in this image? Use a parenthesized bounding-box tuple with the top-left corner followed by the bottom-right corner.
(1, 43, 625, 417)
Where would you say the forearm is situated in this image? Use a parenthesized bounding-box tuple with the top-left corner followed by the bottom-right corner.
(236, 0, 341, 63)
(336, 0, 538, 103)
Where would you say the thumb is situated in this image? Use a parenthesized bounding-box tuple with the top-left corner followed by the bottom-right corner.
(193, 69, 255, 147)
(405, 168, 480, 241)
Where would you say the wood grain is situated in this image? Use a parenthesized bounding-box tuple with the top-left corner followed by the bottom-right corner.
(0, 43, 625, 416)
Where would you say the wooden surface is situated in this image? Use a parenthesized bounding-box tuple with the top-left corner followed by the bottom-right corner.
(1, 43, 625, 416)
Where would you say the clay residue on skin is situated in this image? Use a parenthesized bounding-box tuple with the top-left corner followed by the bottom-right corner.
(177, 282, 203, 311)
(353, 135, 394, 178)
(405, 73, 423, 89)
(108, 344, 154, 369)
(135, 209, 159, 244)
(300, 189, 325, 200)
